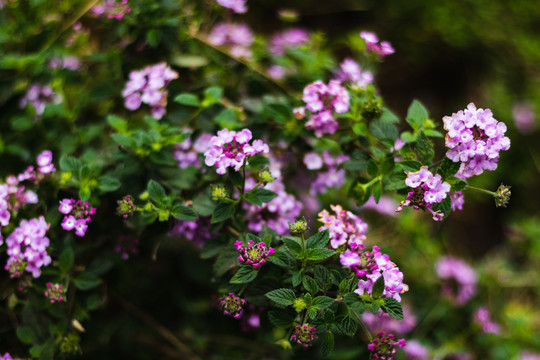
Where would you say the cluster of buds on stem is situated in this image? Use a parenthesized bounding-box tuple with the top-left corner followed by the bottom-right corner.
(45, 282, 65, 303)
(235, 240, 274, 269)
(219, 293, 246, 319)
(116, 195, 136, 218)
(291, 324, 316, 348)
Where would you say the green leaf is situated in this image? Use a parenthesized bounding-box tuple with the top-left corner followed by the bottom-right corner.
(147, 180, 167, 205)
(344, 293, 366, 313)
(305, 248, 335, 261)
(305, 229, 330, 249)
(447, 176, 467, 191)
(106, 115, 128, 132)
(349, 178, 372, 206)
(59, 155, 82, 173)
(383, 172, 408, 191)
(406, 100, 428, 131)
(424, 129, 443, 137)
(173, 93, 200, 107)
(291, 269, 304, 287)
(312, 296, 335, 309)
(97, 175, 121, 192)
(341, 159, 367, 171)
(383, 297, 404, 320)
(380, 157, 395, 176)
(373, 181, 382, 203)
(431, 196, 451, 220)
(79, 187, 91, 202)
(338, 314, 358, 336)
(282, 236, 303, 257)
(268, 310, 295, 328)
(192, 193, 216, 216)
(303, 275, 319, 295)
(268, 248, 293, 267)
(320, 331, 335, 357)
(397, 160, 422, 172)
(74, 272, 102, 291)
(16, 326, 36, 344)
(415, 131, 434, 163)
(437, 157, 461, 180)
(59, 247, 74, 273)
(370, 120, 398, 140)
(203, 86, 223, 107)
(230, 266, 258, 284)
(171, 204, 197, 221)
(213, 246, 238, 276)
(367, 159, 379, 177)
(314, 265, 331, 291)
(244, 188, 278, 206)
(111, 133, 135, 148)
(200, 240, 225, 259)
(400, 131, 417, 143)
(265, 288, 296, 307)
(372, 276, 385, 299)
(215, 108, 241, 129)
(211, 201, 236, 223)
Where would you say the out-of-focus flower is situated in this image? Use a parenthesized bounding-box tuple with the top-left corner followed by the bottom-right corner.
(49, 56, 81, 70)
(360, 31, 395, 57)
(19, 84, 62, 116)
(473, 306, 501, 334)
(92, 0, 131, 19)
(362, 304, 417, 334)
(208, 23, 254, 58)
(512, 101, 536, 134)
(403, 340, 430, 360)
(168, 217, 214, 248)
(367, 331, 405, 360)
(269, 28, 309, 56)
(114, 235, 139, 260)
(305, 151, 349, 195)
(335, 58, 374, 88)
(435, 256, 477, 305)
(216, 0, 247, 13)
(361, 195, 398, 216)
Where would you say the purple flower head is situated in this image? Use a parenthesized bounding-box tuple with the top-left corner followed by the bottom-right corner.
(403, 340, 430, 360)
(219, 292, 246, 318)
(92, 0, 131, 19)
(19, 84, 62, 116)
(122, 62, 178, 119)
(361, 196, 398, 217)
(174, 132, 213, 169)
(302, 80, 350, 137)
(168, 217, 214, 248)
(0, 353, 19, 360)
(235, 239, 274, 268)
(36, 150, 56, 174)
(435, 256, 477, 305)
(45, 282, 65, 303)
(335, 58, 374, 88)
(397, 166, 451, 221)
(59, 199, 96, 237)
(49, 56, 81, 71)
(450, 191, 464, 211)
(306, 151, 349, 195)
(204, 128, 269, 175)
(216, 0, 247, 13)
(443, 103, 510, 179)
(290, 324, 316, 348)
(269, 28, 310, 56)
(318, 204, 368, 249)
(360, 31, 395, 57)
(367, 331, 405, 360)
(473, 306, 500, 334)
(512, 101, 536, 135)
(208, 23, 254, 58)
(267, 64, 287, 79)
(521, 351, 540, 360)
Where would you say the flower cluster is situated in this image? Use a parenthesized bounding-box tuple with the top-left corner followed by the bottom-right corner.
(116, 195, 136, 218)
(0, 179, 39, 228)
(114, 234, 139, 260)
(298, 80, 350, 137)
(122, 62, 178, 119)
(290, 324, 316, 348)
(208, 23, 254, 58)
(19, 84, 62, 116)
(304, 151, 349, 195)
(59, 199, 96, 237)
(450, 191, 464, 211)
(92, 0, 131, 19)
(269, 28, 310, 56)
(219, 293, 246, 319)
(216, 0, 246, 13)
(362, 304, 417, 334)
(360, 31, 395, 57)
(173, 133, 213, 169)
(168, 217, 214, 248)
(367, 331, 405, 360)
(0, 353, 18, 360)
(435, 256, 477, 305)
(443, 103, 511, 179)
(44, 282, 65, 303)
(335, 58, 374, 88)
(512, 101, 536, 135)
(397, 166, 451, 221)
(4, 216, 51, 278)
(204, 128, 269, 175)
(235, 239, 274, 268)
(473, 307, 500, 334)
(403, 340, 430, 360)
(49, 56, 81, 71)
(244, 177, 303, 235)
(317, 204, 368, 249)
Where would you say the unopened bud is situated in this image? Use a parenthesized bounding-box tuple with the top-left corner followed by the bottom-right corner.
(495, 184, 511, 208)
(211, 185, 227, 200)
(259, 169, 276, 184)
(289, 218, 308, 234)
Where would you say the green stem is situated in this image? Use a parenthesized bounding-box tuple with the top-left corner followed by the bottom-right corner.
(364, 175, 382, 188)
(465, 185, 496, 196)
(351, 310, 372, 343)
(300, 232, 307, 271)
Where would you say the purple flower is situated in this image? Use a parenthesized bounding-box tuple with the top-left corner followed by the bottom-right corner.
(204, 128, 269, 175)
(216, 0, 247, 13)
(306, 151, 349, 195)
(49, 56, 81, 70)
(269, 28, 310, 56)
(473, 306, 500, 334)
(267, 65, 287, 79)
(0, 353, 19, 360)
(443, 103, 510, 179)
(290, 324, 316, 348)
(114, 234, 139, 260)
(92, 0, 131, 19)
(208, 23, 254, 58)
(302, 80, 350, 137)
(360, 31, 395, 57)
(512, 101, 536, 135)
(174, 132, 213, 169)
(59, 199, 96, 237)
(235, 239, 274, 268)
(362, 304, 417, 334)
(361, 196, 398, 216)
(367, 331, 405, 360)
(435, 256, 477, 305)
(303, 152, 323, 170)
(44, 282, 65, 303)
(219, 292, 246, 318)
(19, 84, 62, 116)
(520, 351, 540, 360)
(318, 204, 368, 249)
(403, 340, 430, 360)
(450, 191, 464, 211)
(122, 62, 178, 119)
(36, 150, 55, 174)
(335, 58, 374, 88)
(168, 217, 214, 248)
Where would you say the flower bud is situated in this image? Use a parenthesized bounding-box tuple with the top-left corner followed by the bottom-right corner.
(258, 169, 276, 184)
(211, 185, 228, 200)
(289, 217, 309, 234)
(495, 184, 511, 208)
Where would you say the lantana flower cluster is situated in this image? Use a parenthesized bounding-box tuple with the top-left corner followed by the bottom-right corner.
(360, 31, 395, 58)
(173, 132, 213, 169)
(443, 103, 510, 179)
(397, 166, 451, 221)
(122, 62, 178, 119)
(367, 331, 406, 360)
(92, 0, 131, 19)
(19, 84, 62, 116)
(296, 80, 350, 137)
(49, 56, 81, 71)
(3, 216, 51, 278)
(59, 199, 96, 237)
(204, 128, 269, 175)
(45, 282, 65, 303)
(168, 217, 214, 248)
(335, 58, 374, 88)
(219, 292, 246, 319)
(208, 23, 254, 58)
(304, 151, 349, 195)
(216, 0, 246, 13)
(435, 256, 477, 305)
(234, 239, 274, 268)
(290, 324, 316, 348)
(318, 204, 368, 249)
(473, 306, 501, 334)
(269, 28, 310, 56)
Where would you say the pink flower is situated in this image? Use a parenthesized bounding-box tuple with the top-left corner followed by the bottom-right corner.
(360, 31, 395, 57)
(216, 0, 247, 13)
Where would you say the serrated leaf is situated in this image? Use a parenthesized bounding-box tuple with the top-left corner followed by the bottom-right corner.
(321, 331, 335, 357)
(314, 265, 331, 290)
(265, 288, 296, 307)
(338, 314, 358, 336)
(291, 269, 304, 287)
(282, 237, 302, 257)
(59, 247, 74, 273)
(303, 275, 319, 295)
(268, 310, 295, 328)
(16, 326, 36, 344)
(370, 120, 398, 140)
(211, 201, 235, 223)
(97, 175, 121, 192)
(244, 188, 278, 206)
(344, 293, 366, 313)
(397, 160, 422, 172)
(372, 276, 385, 298)
(230, 266, 258, 284)
(173, 93, 200, 107)
(268, 248, 292, 267)
(448, 176, 467, 192)
(437, 157, 461, 180)
(406, 100, 428, 131)
(367, 159, 379, 177)
(147, 180, 166, 205)
(111, 133, 134, 148)
(383, 172, 408, 191)
(74, 272, 102, 291)
(415, 131, 434, 163)
(213, 246, 238, 276)
(431, 196, 451, 220)
(59, 155, 82, 173)
(312, 296, 335, 309)
(380, 157, 395, 176)
(171, 204, 197, 221)
(383, 297, 404, 320)
(308, 306, 318, 320)
(305, 229, 329, 249)
(305, 248, 335, 261)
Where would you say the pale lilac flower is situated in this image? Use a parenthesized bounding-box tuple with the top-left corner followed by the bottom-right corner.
(521, 351, 540, 360)
(208, 23, 254, 58)
(318, 204, 368, 249)
(49, 56, 81, 70)
(360, 31, 395, 57)
(61, 215, 77, 231)
(450, 191, 464, 211)
(443, 103, 510, 179)
(335, 58, 374, 88)
(436, 256, 477, 305)
(174, 132, 213, 169)
(361, 196, 398, 216)
(269, 28, 310, 56)
(19, 84, 62, 116)
(92, 0, 131, 19)
(403, 340, 430, 360)
(473, 306, 500, 334)
(267, 65, 287, 79)
(204, 128, 269, 175)
(512, 101, 536, 134)
(168, 217, 214, 248)
(308, 151, 349, 195)
(216, 0, 247, 13)
(0, 353, 19, 360)
(303, 152, 323, 170)
(36, 150, 55, 174)
(59, 199, 96, 237)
